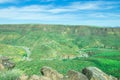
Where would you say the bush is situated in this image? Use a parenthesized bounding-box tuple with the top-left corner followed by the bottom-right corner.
(0, 69, 23, 80)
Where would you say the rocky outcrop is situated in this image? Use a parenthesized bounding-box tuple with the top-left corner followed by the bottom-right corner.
(39, 76, 51, 80)
(19, 74, 28, 80)
(66, 70, 88, 80)
(29, 75, 40, 80)
(82, 67, 118, 80)
(0, 63, 4, 70)
(18, 66, 118, 80)
(0, 56, 15, 70)
(40, 66, 63, 80)
(19, 74, 51, 80)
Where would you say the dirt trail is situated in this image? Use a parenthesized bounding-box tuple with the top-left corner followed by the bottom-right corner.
(14, 46, 32, 60)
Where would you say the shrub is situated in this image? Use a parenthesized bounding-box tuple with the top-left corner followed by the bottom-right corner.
(0, 69, 23, 80)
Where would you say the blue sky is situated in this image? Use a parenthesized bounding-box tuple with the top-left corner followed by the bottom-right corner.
(0, 0, 120, 26)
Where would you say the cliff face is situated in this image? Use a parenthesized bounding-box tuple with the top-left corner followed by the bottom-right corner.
(18, 66, 118, 80)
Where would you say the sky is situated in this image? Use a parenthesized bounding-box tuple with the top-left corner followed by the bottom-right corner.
(0, 0, 120, 26)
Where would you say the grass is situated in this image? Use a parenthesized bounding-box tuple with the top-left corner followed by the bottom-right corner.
(88, 57, 120, 77)
(15, 59, 96, 76)
(0, 69, 23, 80)
(15, 48, 120, 77)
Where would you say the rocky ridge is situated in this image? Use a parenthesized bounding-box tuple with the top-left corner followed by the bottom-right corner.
(18, 66, 118, 80)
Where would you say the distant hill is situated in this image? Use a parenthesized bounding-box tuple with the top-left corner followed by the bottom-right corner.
(0, 24, 120, 56)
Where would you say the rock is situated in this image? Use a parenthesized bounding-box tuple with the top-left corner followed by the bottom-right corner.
(0, 63, 4, 70)
(1, 56, 10, 61)
(0, 56, 15, 70)
(1, 57, 15, 70)
(29, 75, 51, 80)
(66, 70, 88, 80)
(39, 76, 51, 80)
(29, 75, 40, 80)
(40, 66, 63, 80)
(109, 75, 118, 80)
(19, 74, 28, 80)
(82, 67, 118, 80)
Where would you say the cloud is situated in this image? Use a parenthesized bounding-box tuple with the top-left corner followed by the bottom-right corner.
(0, 5, 119, 21)
(0, 1, 119, 26)
(0, 0, 16, 3)
(46, 1, 120, 13)
(40, 0, 55, 2)
(47, 2, 99, 13)
(70, 1, 119, 10)
(68, 2, 99, 10)
(0, 5, 77, 21)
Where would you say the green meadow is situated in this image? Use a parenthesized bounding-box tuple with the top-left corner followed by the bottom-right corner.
(0, 24, 120, 78)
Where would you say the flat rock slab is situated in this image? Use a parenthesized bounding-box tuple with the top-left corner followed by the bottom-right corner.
(82, 67, 117, 80)
(66, 70, 88, 80)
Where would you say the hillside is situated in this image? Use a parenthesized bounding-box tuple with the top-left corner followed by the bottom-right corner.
(0, 24, 120, 78)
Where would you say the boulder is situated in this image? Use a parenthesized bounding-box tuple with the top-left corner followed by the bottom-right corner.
(1, 56, 10, 61)
(29, 75, 51, 80)
(2, 60, 15, 70)
(82, 67, 118, 80)
(0, 63, 4, 70)
(19, 74, 28, 80)
(66, 70, 88, 80)
(40, 66, 63, 80)
(29, 75, 40, 80)
(1, 56, 15, 70)
(39, 76, 51, 80)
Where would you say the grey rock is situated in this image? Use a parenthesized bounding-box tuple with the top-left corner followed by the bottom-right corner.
(18, 74, 28, 80)
(29, 75, 40, 80)
(0, 63, 4, 70)
(66, 70, 88, 80)
(39, 76, 51, 80)
(40, 66, 63, 80)
(1, 56, 15, 70)
(82, 67, 118, 80)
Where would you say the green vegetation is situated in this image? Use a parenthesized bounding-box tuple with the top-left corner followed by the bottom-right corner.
(0, 69, 23, 80)
(0, 24, 120, 78)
